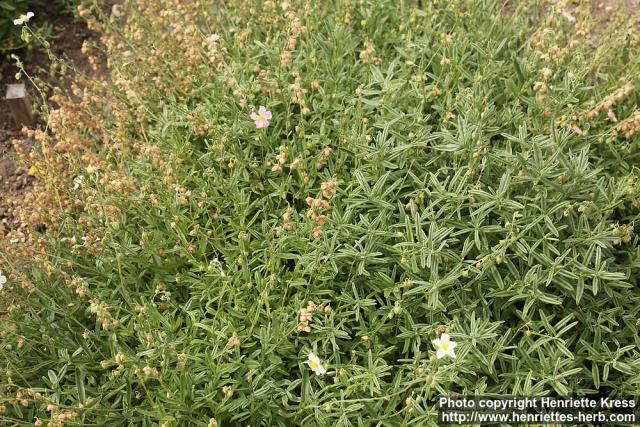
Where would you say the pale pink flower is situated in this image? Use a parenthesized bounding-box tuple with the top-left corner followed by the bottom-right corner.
(250, 106, 272, 128)
(608, 109, 618, 122)
(561, 10, 576, 23)
(567, 123, 582, 135)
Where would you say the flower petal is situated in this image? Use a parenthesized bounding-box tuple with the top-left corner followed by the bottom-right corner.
(440, 333, 450, 343)
(250, 112, 259, 120)
(311, 361, 327, 374)
(436, 348, 446, 359)
(264, 111, 272, 120)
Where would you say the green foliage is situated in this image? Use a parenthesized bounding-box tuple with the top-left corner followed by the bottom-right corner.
(1, 0, 640, 425)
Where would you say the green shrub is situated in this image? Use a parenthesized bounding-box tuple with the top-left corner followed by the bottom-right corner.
(1, 0, 640, 425)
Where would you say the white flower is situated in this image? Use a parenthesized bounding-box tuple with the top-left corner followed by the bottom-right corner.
(306, 352, 327, 375)
(0, 273, 7, 290)
(13, 12, 34, 25)
(206, 34, 220, 43)
(73, 175, 84, 190)
(111, 4, 123, 18)
(432, 333, 457, 359)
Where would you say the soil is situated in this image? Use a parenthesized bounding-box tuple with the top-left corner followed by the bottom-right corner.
(591, 0, 640, 35)
(591, 0, 640, 20)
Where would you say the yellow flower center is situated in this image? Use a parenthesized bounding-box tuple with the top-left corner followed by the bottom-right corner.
(440, 343, 449, 351)
(258, 114, 265, 121)
(309, 360, 319, 369)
